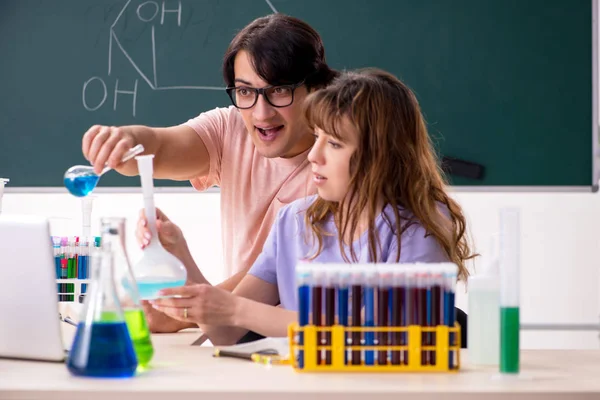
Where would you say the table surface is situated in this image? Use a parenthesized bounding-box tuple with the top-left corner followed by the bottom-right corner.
(1, 326, 599, 400)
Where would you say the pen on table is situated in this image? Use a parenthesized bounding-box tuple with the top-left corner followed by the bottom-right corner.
(59, 313, 77, 327)
(213, 349, 288, 365)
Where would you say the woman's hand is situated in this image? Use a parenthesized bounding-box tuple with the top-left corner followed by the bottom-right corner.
(136, 207, 185, 254)
(140, 300, 197, 333)
(149, 284, 239, 327)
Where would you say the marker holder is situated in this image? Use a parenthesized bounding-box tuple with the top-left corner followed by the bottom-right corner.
(288, 323, 461, 372)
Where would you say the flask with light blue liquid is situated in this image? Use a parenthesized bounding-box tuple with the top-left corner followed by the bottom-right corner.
(131, 154, 187, 300)
(63, 145, 145, 197)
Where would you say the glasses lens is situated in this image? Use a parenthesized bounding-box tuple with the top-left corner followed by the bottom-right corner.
(265, 86, 294, 107)
(234, 88, 257, 109)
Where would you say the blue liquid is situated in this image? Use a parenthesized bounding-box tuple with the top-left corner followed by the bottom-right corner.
(444, 291, 456, 369)
(364, 286, 375, 365)
(297, 284, 310, 369)
(337, 287, 349, 365)
(129, 278, 186, 300)
(67, 321, 137, 378)
(64, 175, 99, 197)
(79, 255, 89, 293)
(54, 256, 62, 301)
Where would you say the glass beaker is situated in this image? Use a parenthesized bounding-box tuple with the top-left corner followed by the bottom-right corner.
(67, 245, 138, 378)
(100, 217, 154, 369)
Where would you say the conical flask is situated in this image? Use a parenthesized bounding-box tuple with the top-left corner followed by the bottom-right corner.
(132, 155, 187, 300)
(100, 217, 154, 369)
(67, 244, 138, 378)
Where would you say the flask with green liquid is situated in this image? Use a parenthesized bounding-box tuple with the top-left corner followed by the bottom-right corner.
(100, 217, 154, 369)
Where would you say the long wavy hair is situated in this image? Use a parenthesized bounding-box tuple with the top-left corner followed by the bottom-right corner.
(303, 68, 474, 281)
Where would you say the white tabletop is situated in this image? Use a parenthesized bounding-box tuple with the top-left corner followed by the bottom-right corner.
(0, 326, 599, 400)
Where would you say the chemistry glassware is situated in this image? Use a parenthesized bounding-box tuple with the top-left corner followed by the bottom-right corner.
(100, 217, 154, 369)
(64, 144, 145, 197)
(499, 208, 521, 375)
(132, 154, 187, 300)
(67, 245, 138, 378)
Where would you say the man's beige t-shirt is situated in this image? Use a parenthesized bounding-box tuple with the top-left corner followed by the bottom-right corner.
(184, 106, 315, 278)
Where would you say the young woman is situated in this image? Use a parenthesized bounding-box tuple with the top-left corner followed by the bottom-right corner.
(150, 68, 475, 345)
(83, 14, 338, 333)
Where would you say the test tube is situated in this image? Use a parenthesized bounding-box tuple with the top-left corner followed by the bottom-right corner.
(429, 265, 444, 366)
(0, 178, 9, 214)
(296, 262, 312, 369)
(336, 265, 350, 365)
(390, 265, 405, 365)
(364, 265, 376, 366)
(499, 208, 520, 374)
(80, 237, 89, 296)
(60, 258, 68, 302)
(74, 236, 80, 299)
(400, 266, 418, 365)
(311, 267, 324, 365)
(52, 237, 62, 301)
(442, 263, 458, 369)
(323, 266, 336, 365)
(60, 237, 69, 301)
(349, 266, 363, 365)
(67, 238, 75, 301)
(418, 269, 430, 366)
(377, 265, 392, 365)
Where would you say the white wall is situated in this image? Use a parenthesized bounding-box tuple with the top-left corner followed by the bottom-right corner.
(2, 188, 599, 349)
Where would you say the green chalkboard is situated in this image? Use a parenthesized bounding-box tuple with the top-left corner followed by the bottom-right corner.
(0, 0, 596, 189)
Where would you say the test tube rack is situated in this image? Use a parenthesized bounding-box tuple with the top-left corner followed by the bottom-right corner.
(292, 262, 461, 373)
(288, 323, 461, 372)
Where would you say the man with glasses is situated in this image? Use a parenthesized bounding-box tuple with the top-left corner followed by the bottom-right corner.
(81, 13, 337, 333)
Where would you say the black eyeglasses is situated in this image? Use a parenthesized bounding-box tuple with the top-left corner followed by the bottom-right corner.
(225, 80, 305, 109)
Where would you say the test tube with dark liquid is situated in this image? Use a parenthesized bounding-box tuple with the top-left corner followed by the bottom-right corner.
(377, 266, 392, 365)
(336, 266, 350, 365)
(323, 267, 336, 365)
(311, 268, 324, 365)
(350, 267, 363, 365)
(429, 267, 443, 366)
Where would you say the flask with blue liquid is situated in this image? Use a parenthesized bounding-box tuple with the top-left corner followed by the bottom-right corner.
(63, 145, 144, 197)
(67, 244, 138, 378)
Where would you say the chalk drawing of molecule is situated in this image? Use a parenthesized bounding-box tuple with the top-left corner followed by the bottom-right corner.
(82, 0, 278, 116)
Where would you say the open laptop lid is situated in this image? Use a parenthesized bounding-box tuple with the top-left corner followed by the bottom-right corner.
(0, 214, 66, 362)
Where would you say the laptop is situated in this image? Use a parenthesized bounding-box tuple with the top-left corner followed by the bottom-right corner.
(0, 214, 67, 362)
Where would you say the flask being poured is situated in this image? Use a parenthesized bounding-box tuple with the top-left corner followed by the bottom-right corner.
(132, 155, 187, 300)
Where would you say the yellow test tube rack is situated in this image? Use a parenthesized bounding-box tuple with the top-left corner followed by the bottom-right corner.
(288, 323, 461, 372)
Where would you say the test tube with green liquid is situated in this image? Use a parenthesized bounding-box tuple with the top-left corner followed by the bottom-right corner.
(499, 208, 520, 374)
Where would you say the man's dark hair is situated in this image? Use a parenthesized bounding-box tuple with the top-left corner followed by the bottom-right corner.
(223, 14, 338, 90)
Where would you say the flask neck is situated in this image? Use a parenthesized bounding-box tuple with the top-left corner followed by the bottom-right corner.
(100, 217, 133, 273)
(100, 218, 127, 254)
(84, 245, 126, 322)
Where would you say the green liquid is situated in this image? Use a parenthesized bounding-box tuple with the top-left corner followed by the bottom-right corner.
(500, 307, 520, 374)
(101, 309, 154, 368)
